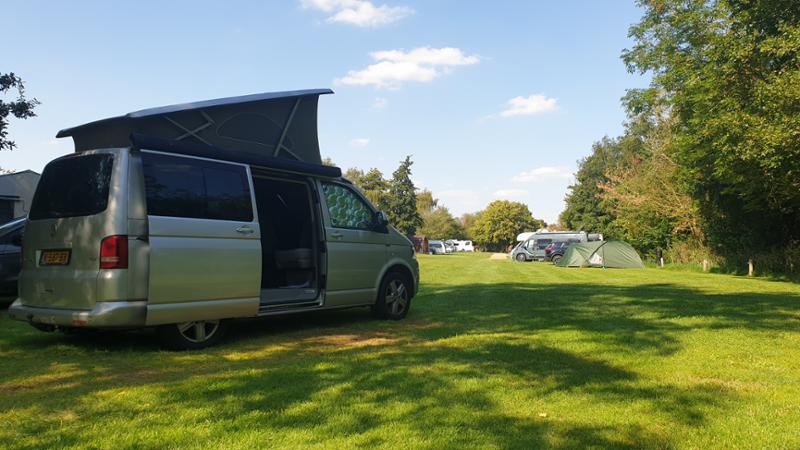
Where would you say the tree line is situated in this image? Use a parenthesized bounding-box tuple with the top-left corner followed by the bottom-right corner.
(561, 0, 799, 274)
(343, 157, 545, 252)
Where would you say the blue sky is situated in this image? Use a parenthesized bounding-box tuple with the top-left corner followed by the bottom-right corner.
(3, 0, 648, 224)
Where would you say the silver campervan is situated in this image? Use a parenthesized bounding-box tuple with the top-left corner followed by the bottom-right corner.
(8, 90, 419, 349)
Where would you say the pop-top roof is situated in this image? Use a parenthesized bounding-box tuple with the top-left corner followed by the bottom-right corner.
(57, 89, 333, 165)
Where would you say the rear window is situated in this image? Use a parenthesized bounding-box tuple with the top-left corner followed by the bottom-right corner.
(29, 154, 114, 220)
(142, 152, 253, 222)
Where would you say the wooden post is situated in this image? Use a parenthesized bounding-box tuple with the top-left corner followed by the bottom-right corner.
(748, 258, 754, 277)
(702, 259, 709, 272)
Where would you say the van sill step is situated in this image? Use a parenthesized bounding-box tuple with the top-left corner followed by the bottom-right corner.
(258, 301, 322, 314)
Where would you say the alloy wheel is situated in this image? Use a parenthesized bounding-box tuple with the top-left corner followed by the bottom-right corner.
(385, 279, 409, 316)
(177, 320, 221, 343)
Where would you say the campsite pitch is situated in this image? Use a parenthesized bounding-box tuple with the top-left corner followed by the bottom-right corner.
(2, 253, 800, 449)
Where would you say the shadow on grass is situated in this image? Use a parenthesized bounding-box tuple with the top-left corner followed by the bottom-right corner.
(1, 281, 798, 448)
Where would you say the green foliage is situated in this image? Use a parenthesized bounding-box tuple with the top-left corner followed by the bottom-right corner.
(418, 206, 464, 239)
(345, 167, 391, 212)
(560, 133, 646, 238)
(415, 189, 438, 214)
(623, 0, 800, 260)
(386, 156, 422, 236)
(599, 115, 703, 256)
(0, 73, 39, 152)
(459, 212, 479, 240)
(469, 200, 543, 251)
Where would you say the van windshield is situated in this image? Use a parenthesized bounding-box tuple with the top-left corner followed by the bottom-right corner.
(29, 154, 114, 220)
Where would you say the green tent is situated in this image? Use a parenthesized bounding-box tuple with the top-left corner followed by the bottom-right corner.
(557, 241, 644, 268)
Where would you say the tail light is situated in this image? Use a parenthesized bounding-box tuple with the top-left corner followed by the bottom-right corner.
(100, 235, 128, 269)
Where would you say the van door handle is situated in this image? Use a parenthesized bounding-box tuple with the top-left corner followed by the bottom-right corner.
(329, 232, 343, 239)
(235, 225, 255, 234)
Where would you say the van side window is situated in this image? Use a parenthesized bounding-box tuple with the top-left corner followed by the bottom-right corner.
(142, 152, 253, 221)
(321, 182, 373, 230)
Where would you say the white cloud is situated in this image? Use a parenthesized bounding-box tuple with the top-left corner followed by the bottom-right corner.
(511, 166, 574, 183)
(500, 94, 558, 117)
(493, 188, 529, 198)
(372, 97, 388, 109)
(301, 0, 413, 27)
(349, 137, 370, 147)
(336, 47, 480, 89)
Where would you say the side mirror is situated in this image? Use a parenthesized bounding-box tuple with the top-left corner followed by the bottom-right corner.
(376, 211, 390, 226)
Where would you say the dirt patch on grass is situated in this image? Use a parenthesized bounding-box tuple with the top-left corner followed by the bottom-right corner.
(305, 333, 400, 349)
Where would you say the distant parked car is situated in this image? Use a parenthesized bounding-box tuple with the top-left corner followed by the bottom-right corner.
(544, 242, 573, 264)
(0, 217, 26, 300)
(428, 240, 446, 255)
(444, 240, 456, 253)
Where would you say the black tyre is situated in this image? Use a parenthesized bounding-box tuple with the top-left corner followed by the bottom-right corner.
(551, 254, 563, 265)
(157, 319, 229, 350)
(515, 253, 527, 262)
(372, 272, 412, 320)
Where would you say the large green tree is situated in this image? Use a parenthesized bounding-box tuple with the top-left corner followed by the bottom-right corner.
(459, 213, 479, 240)
(623, 0, 800, 259)
(599, 114, 702, 256)
(345, 167, 390, 212)
(1, 73, 39, 152)
(415, 189, 438, 214)
(560, 131, 646, 237)
(418, 206, 463, 239)
(387, 156, 422, 236)
(469, 200, 543, 252)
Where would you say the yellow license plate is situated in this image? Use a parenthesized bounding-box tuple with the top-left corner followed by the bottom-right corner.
(40, 250, 71, 266)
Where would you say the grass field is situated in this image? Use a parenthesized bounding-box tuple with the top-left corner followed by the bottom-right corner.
(2, 253, 800, 449)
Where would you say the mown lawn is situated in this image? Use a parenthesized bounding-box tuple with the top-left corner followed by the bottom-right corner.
(2, 253, 800, 449)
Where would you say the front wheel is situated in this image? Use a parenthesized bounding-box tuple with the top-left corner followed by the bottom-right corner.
(515, 253, 527, 262)
(157, 319, 229, 350)
(372, 272, 412, 320)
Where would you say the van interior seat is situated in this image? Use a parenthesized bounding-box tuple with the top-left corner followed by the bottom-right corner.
(253, 175, 317, 289)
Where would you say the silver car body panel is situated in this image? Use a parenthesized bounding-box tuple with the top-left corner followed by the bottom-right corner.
(8, 299, 146, 327)
(17, 149, 131, 311)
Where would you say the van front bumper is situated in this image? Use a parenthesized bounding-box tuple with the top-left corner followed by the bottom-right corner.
(7, 299, 147, 328)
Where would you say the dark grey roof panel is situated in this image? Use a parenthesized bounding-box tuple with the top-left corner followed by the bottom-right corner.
(56, 89, 333, 164)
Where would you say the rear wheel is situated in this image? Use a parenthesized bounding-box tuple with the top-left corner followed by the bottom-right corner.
(157, 319, 228, 350)
(552, 254, 563, 265)
(515, 253, 527, 262)
(372, 272, 411, 320)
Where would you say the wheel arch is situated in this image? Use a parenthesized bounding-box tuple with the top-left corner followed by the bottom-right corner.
(376, 261, 417, 300)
